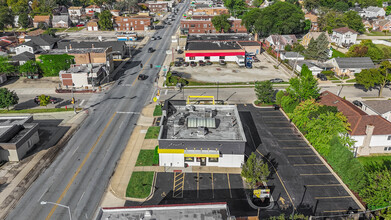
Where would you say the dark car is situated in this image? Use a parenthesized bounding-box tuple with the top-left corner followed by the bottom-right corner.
(190, 61, 197, 67)
(317, 73, 327, 81)
(148, 47, 154, 53)
(156, 36, 162, 40)
(167, 22, 172, 25)
(246, 61, 252, 69)
(219, 60, 226, 65)
(151, 36, 156, 41)
(270, 78, 284, 83)
(353, 100, 362, 107)
(183, 62, 189, 67)
(138, 74, 148, 80)
(177, 49, 184, 54)
(174, 61, 182, 67)
(199, 60, 206, 66)
(206, 60, 212, 65)
(34, 96, 58, 104)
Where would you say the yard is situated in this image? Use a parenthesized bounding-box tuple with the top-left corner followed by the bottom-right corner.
(145, 126, 161, 139)
(135, 150, 154, 166)
(126, 171, 155, 198)
(65, 27, 85, 32)
(331, 48, 346, 58)
(358, 156, 391, 171)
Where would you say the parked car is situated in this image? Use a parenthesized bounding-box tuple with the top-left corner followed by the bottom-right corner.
(174, 61, 182, 67)
(148, 47, 154, 53)
(183, 62, 189, 67)
(190, 61, 197, 67)
(138, 74, 148, 80)
(206, 60, 212, 65)
(199, 60, 206, 66)
(353, 100, 362, 107)
(317, 73, 327, 81)
(76, 24, 84, 27)
(156, 36, 162, 40)
(151, 37, 156, 41)
(270, 78, 284, 83)
(177, 49, 184, 54)
(34, 96, 58, 104)
(246, 61, 252, 69)
(219, 60, 226, 65)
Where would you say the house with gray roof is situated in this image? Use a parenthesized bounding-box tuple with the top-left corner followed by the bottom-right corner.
(363, 6, 386, 18)
(14, 41, 40, 55)
(281, 52, 304, 61)
(52, 15, 70, 28)
(294, 60, 323, 75)
(361, 100, 391, 122)
(24, 35, 59, 50)
(56, 40, 127, 59)
(11, 51, 35, 65)
(330, 57, 375, 76)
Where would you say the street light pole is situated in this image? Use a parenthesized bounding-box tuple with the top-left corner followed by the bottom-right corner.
(40, 201, 72, 220)
(71, 87, 76, 114)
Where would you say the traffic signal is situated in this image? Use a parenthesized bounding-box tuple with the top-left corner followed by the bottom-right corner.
(140, 63, 143, 68)
(150, 64, 153, 68)
(71, 98, 75, 104)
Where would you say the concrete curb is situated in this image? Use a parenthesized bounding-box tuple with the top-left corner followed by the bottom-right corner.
(278, 108, 366, 211)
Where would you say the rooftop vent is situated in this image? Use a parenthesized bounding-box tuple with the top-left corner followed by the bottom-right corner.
(187, 117, 216, 128)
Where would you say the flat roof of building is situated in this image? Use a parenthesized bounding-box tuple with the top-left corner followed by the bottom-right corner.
(65, 65, 103, 73)
(98, 203, 230, 220)
(159, 101, 246, 141)
(0, 116, 38, 145)
(187, 33, 252, 42)
(186, 41, 242, 50)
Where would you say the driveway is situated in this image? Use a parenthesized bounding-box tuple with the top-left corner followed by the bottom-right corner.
(237, 105, 362, 217)
(170, 54, 290, 83)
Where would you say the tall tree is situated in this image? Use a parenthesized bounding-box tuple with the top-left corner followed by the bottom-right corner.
(211, 14, 230, 33)
(241, 153, 270, 188)
(355, 61, 391, 97)
(254, 80, 274, 103)
(360, 168, 391, 209)
(333, 1, 349, 11)
(347, 40, 384, 61)
(98, 10, 113, 31)
(0, 57, 15, 75)
(19, 60, 39, 76)
(0, 7, 14, 30)
(18, 13, 30, 29)
(342, 11, 365, 34)
(287, 64, 320, 102)
(241, 8, 262, 34)
(0, 88, 18, 110)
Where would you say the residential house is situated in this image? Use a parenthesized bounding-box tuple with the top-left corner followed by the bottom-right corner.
(319, 91, 391, 156)
(237, 41, 261, 54)
(295, 60, 323, 75)
(180, 17, 247, 34)
(331, 27, 358, 47)
(305, 12, 318, 31)
(85, 5, 102, 16)
(372, 19, 391, 31)
(52, 15, 70, 28)
(265, 35, 297, 51)
(301, 32, 331, 47)
(361, 100, 391, 122)
(110, 10, 121, 16)
(87, 20, 99, 31)
(59, 64, 107, 88)
(363, 6, 386, 18)
(188, 7, 229, 16)
(363, 20, 373, 31)
(15, 41, 40, 55)
(24, 35, 59, 50)
(113, 16, 152, 31)
(57, 40, 127, 59)
(68, 6, 84, 17)
(143, 1, 169, 13)
(11, 51, 35, 65)
(0, 36, 18, 53)
(33, 15, 51, 28)
(350, 6, 365, 17)
(281, 52, 305, 60)
(330, 57, 375, 76)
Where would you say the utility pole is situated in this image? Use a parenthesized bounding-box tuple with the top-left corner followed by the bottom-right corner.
(216, 81, 219, 102)
(71, 86, 76, 114)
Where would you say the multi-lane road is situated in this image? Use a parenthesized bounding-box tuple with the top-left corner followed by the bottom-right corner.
(6, 2, 189, 220)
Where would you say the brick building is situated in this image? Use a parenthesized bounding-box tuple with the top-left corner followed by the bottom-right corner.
(180, 17, 247, 34)
(141, 1, 169, 13)
(188, 7, 229, 15)
(113, 16, 152, 31)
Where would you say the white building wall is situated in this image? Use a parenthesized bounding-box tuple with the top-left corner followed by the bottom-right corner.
(382, 112, 391, 121)
(15, 45, 34, 55)
(353, 134, 391, 154)
(71, 73, 89, 87)
(15, 131, 39, 161)
(185, 55, 238, 62)
(214, 154, 243, 167)
(159, 153, 244, 167)
(159, 153, 184, 167)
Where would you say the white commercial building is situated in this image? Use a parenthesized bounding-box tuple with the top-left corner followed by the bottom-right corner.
(158, 100, 247, 168)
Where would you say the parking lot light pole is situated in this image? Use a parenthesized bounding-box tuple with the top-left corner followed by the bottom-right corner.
(40, 201, 72, 220)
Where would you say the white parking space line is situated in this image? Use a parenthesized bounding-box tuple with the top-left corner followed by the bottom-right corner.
(79, 99, 85, 106)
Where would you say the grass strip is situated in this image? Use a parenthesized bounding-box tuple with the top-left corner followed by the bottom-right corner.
(145, 126, 161, 139)
(126, 172, 154, 198)
(0, 108, 82, 114)
(135, 150, 154, 166)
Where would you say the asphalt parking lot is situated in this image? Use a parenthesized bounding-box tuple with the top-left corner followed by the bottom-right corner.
(237, 105, 362, 217)
(125, 172, 257, 217)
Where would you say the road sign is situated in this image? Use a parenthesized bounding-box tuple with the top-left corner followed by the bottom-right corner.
(253, 189, 270, 198)
(153, 97, 157, 102)
(155, 65, 161, 68)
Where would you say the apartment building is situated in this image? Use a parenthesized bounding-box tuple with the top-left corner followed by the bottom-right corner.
(113, 16, 152, 31)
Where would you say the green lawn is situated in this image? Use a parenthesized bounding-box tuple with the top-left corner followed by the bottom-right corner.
(358, 156, 391, 172)
(153, 105, 162, 116)
(346, 78, 356, 83)
(135, 150, 154, 166)
(145, 126, 161, 139)
(0, 108, 82, 114)
(331, 48, 346, 58)
(365, 31, 390, 36)
(65, 27, 85, 32)
(126, 172, 154, 198)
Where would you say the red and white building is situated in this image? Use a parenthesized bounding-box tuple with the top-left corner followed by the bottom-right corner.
(184, 41, 245, 62)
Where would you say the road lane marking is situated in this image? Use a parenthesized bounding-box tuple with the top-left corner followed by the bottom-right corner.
(293, 164, 324, 166)
(46, 112, 117, 220)
(227, 173, 232, 198)
(288, 155, 317, 157)
(79, 99, 85, 106)
(323, 210, 348, 213)
(306, 184, 341, 187)
(173, 172, 184, 198)
(300, 173, 333, 176)
(314, 196, 352, 199)
(116, 112, 140, 114)
(256, 149, 296, 210)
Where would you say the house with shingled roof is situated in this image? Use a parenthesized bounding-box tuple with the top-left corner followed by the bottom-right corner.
(319, 91, 391, 156)
(331, 27, 358, 47)
(330, 57, 375, 76)
(33, 15, 51, 28)
(361, 100, 391, 122)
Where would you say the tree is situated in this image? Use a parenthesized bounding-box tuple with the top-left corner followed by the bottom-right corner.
(38, 54, 74, 76)
(0, 88, 18, 110)
(286, 64, 320, 102)
(347, 40, 384, 61)
(355, 61, 391, 97)
(0, 57, 15, 75)
(318, 10, 345, 33)
(241, 153, 270, 188)
(0, 7, 14, 30)
(284, 45, 292, 52)
(333, 1, 349, 11)
(19, 60, 39, 76)
(211, 14, 231, 33)
(275, 90, 285, 105)
(98, 10, 113, 31)
(304, 19, 311, 32)
(303, 0, 319, 11)
(292, 43, 305, 53)
(223, 0, 247, 17)
(360, 168, 391, 209)
(250, 2, 305, 36)
(38, 94, 50, 107)
(252, 0, 263, 7)
(304, 32, 329, 62)
(18, 13, 30, 29)
(342, 11, 365, 34)
(241, 8, 262, 34)
(386, 5, 391, 16)
(254, 80, 274, 103)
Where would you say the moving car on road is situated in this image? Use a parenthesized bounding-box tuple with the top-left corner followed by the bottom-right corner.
(138, 74, 148, 80)
(148, 47, 154, 53)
